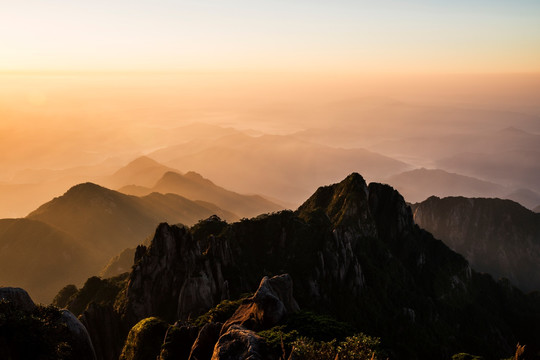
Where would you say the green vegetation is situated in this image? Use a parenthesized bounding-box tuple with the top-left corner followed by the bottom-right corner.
(0, 300, 73, 359)
(290, 334, 384, 360)
(52, 284, 78, 308)
(119, 317, 169, 360)
(452, 353, 485, 360)
(285, 311, 356, 342)
(259, 310, 372, 358)
(191, 294, 251, 327)
(53, 273, 129, 316)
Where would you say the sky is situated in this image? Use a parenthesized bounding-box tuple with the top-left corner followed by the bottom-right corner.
(1, 0, 540, 73)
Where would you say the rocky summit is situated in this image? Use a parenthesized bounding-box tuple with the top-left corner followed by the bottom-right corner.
(55, 173, 540, 359)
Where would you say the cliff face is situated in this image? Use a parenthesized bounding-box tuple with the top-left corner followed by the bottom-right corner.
(412, 196, 540, 292)
(74, 174, 540, 360)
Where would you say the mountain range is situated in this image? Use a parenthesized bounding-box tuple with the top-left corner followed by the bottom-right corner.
(3, 182, 238, 303)
(119, 169, 283, 218)
(385, 167, 540, 209)
(148, 132, 412, 204)
(51, 174, 540, 360)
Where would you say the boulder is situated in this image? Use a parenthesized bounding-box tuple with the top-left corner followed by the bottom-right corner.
(0, 287, 36, 311)
(119, 317, 169, 360)
(223, 274, 299, 332)
(211, 325, 270, 360)
(60, 310, 97, 360)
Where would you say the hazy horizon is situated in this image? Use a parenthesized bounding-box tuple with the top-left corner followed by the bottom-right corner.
(1, 0, 539, 217)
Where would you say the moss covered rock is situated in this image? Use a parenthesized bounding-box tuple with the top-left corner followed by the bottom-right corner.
(120, 317, 168, 360)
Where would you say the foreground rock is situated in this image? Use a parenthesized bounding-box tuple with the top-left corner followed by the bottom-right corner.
(211, 325, 270, 360)
(223, 274, 299, 332)
(0, 287, 97, 360)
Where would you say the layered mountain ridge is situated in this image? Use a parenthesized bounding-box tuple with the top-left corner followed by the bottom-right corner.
(120, 169, 283, 218)
(4, 182, 237, 303)
(59, 174, 540, 360)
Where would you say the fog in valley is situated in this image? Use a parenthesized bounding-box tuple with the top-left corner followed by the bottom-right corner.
(1, 72, 539, 218)
(1, 71, 539, 302)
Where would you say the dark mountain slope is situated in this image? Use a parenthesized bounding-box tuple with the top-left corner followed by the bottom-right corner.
(0, 218, 97, 303)
(70, 174, 540, 360)
(412, 196, 540, 292)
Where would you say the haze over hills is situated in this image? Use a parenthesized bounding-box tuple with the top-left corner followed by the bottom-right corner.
(384, 167, 540, 210)
(504, 188, 540, 211)
(385, 168, 507, 204)
(436, 149, 540, 193)
(27, 182, 238, 258)
(5, 182, 239, 302)
(102, 156, 177, 189)
(120, 170, 284, 218)
(293, 102, 540, 150)
(412, 196, 540, 293)
(368, 126, 540, 193)
(0, 218, 98, 303)
(0, 160, 120, 218)
(149, 132, 411, 204)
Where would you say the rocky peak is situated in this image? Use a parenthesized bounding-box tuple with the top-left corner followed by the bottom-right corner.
(298, 173, 369, 225)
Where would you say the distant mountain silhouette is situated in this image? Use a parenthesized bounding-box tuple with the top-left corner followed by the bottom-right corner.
(412, 196, 540, 292)
(27, 183, 237, 260)
(102, 156, 177, 189)
(148, 133, 411, 204)
(0, 218, 98, 303)
(385, 168, 507, 203)
(8, 182, 238, 302)
(501, 188, 540, 210)
(120, 171, 283, 218)
(436, 149, 540, 193)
